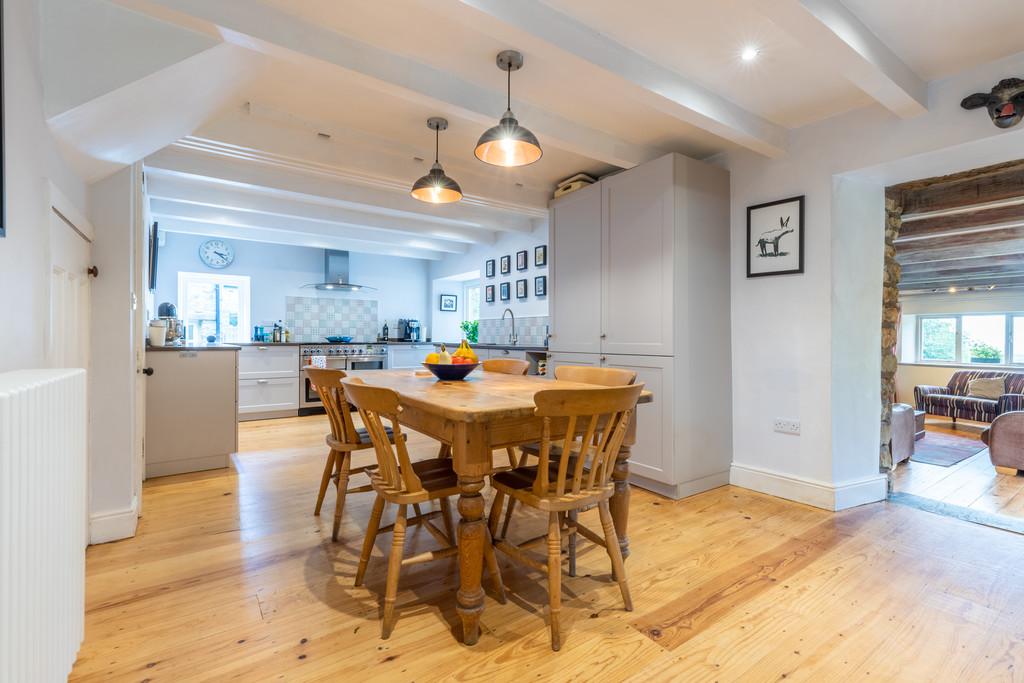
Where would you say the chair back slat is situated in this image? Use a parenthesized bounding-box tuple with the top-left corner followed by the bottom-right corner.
(341, 378, 424, 496)
(554, 365, 637, 387)
(304, 368, 361, 444)
(530, 384, 644, 500)
(482, 358, 530, 375)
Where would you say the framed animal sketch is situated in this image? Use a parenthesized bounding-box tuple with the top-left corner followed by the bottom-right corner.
(747, 196, 804, 278)
(499, 281, 510, 301)
(516, 278, 528, 299)
(500, 254, 511, 275)
(485, 259, 495, 278)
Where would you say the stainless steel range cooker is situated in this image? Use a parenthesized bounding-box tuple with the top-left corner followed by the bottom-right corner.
(299, 343, 388, 411)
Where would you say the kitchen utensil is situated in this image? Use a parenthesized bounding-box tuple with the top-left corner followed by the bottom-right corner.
(422, 362, 479, 381)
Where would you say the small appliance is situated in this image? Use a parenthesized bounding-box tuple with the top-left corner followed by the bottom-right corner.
(406, 320, 421, 342)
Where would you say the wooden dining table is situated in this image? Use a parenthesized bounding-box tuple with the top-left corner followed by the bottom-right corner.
(347, 368, 652, 645)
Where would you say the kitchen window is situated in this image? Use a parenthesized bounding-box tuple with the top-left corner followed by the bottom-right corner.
(914, 312, 1024, 365)
(463, 282, 480, 322)
(177, 272, 251, 343)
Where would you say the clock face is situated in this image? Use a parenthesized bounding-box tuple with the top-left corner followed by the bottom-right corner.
(199, 239, 234, 269)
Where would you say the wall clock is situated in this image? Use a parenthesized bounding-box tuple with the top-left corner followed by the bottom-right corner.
(199, 239, 235, 269)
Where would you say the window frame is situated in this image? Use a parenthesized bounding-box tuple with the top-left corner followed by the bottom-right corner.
(176, 271, 252, 343)
(915, 311, 1020, 366)
(462, 281, 481, 323)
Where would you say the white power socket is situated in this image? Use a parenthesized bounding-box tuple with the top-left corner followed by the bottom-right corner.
(774, 418, 801, 435)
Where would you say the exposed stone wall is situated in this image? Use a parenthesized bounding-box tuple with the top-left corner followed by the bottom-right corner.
(879, 197, 902, 474)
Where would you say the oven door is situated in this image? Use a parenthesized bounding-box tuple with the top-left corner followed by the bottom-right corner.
(301, 357, 347, 408)
(347, 356, 386, 371)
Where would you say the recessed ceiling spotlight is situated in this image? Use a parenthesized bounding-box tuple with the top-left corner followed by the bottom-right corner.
(989, 284, 997, 290)
(741, 46, 760, 62)
(948, 286, 957, 293)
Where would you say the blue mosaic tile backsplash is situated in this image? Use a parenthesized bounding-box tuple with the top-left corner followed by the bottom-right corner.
(285, 296, 379, 342)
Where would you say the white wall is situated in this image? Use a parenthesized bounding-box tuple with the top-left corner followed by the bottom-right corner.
(154, 232, 430, 330)
(722, 50, 1024, 510)
(0, 0, 88, 373)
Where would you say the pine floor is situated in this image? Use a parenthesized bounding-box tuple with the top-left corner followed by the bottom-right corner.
(71, 415, 1024, 682)
(892, 416, 1024, 521)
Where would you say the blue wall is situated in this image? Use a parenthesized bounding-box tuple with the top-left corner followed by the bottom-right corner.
(154, 232, 430, 331)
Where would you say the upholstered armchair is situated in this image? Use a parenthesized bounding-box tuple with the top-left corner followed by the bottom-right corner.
(981, 411, 1024, 473)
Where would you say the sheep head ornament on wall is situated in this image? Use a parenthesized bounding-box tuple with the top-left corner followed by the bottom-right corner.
(961, 77, 1024, 129)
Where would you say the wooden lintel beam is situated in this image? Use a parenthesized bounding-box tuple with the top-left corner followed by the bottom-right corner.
(897, 202, 1024, 240)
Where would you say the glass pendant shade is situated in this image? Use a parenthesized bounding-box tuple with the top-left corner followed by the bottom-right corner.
(474, 110, 542, 167)
(411, 161, 463, 204)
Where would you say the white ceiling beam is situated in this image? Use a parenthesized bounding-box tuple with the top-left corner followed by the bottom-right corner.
(155, 216, 444, 261)
(149, 198, 468, 255)
(144, 145, 527, 239)
(761, 0, 927, 118)
(449, 0, 788, 158)
(123, 0, 665, 169)
(146, 174, 478, 248)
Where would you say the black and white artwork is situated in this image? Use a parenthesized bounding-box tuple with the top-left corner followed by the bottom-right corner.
(485, 259, 495, 278)
(534, 244, 547, 267)
(516, 250, 528, 271)
(485, 284, 495, 303)
(747, 196, 804, 277)
(439, 294, 458, 312)
(499, 281, 510, 301)
(500, 254, 511, 275)
(534, 275, 546, 297)
(516, 278, 527, 299)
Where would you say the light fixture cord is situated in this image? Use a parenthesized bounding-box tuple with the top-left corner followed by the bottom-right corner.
(506, 63, 512, 111)
(434, 126, 439, 164)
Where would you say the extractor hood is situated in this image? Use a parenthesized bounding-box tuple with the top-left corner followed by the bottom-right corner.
(303, 250, 377, 292)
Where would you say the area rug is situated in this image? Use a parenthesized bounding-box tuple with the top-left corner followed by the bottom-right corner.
(910, 431, 985, 467)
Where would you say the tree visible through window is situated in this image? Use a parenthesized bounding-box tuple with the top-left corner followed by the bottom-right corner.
(177, 272, 251, 343)
(920, 317, 955, 362)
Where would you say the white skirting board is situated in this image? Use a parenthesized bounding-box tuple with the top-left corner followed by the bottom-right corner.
(729, 462, 887, 511)
(89, 497, 139, 545)
(630, 470, 731, 499)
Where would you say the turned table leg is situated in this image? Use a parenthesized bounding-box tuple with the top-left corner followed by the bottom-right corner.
(609, 413, 639, 562)
(456, 474, 486, 645)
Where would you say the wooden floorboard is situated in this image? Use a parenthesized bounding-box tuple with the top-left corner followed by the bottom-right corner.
(70, 415, 1024, 681)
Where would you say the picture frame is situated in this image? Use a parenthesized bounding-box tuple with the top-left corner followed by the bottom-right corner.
(500, 254, 511, 275)
(484, 284, 495, 303)
(534, 244, 547, 267)
(439, 293, 458, 312)
(746, 195, 804, 278)
(499, 281, 510, 301)
(516, 278, 528, 299)
(485, 259, 495, 278)
(534, 275, 547, 297)
(516, 250, 528, 271)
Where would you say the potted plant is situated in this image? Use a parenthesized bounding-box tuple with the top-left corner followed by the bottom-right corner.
(459, 319, 479, 344)
(969, 341, 1002, 364)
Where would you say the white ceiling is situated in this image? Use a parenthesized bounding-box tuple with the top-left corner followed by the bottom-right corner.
(39, 0, 1024, 260)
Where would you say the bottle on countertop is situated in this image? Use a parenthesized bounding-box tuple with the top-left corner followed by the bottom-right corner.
(382, 322, 389, 341)
(272, 321, 282, 343)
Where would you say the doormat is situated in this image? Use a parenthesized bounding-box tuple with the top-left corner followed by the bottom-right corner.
(910, 431, 985, 467)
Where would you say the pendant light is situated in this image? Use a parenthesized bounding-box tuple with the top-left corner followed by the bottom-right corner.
(474, 50, 542, 167)
(411, 117, 463, 204)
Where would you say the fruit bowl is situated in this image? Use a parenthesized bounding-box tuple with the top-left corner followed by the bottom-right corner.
(422, 362, 479, 381)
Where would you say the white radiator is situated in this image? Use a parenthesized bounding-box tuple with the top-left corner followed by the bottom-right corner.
(0, 369, 88, 682)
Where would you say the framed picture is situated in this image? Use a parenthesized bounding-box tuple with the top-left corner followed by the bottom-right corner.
(485, 284, 495, 303)
(534, 275, 547, 297)
(500, 254, 511, 275)
(747, 196, 804, 278)
(499, 281, 510, 301)
(516, 278, 528, 299)
(439, 294, 458, 312)
(516, 250, 528, 271)
(485, 259, 495, 278)
(534, 244, 547, 267)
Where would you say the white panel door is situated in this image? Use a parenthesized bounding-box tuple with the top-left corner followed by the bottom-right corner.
(48, 211, 92, 370)
(601, 154, 675, 356)
(549, 183, 602, 353)
(602, 354, 674, 485)
(545, 352, 602, 379)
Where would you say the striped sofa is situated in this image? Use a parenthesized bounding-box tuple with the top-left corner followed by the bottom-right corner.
(915, 370, 1024, 423)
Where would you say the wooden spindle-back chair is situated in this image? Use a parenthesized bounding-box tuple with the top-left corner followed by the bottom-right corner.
(481, 357, 531, 469)
(488, 383, 643, 650)
(341, 377, 505, 639)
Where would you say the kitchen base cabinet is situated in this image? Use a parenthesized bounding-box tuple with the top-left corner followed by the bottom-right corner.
(238, 345, 300, 420)
(390, 344, 436, 369)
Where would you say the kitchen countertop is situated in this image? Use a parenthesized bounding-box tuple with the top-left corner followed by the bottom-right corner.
(147, 343, 240, 352)
(233, 340, 547, 352)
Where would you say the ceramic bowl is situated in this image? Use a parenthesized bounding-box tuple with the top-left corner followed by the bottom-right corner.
(422, 362, 479, 381)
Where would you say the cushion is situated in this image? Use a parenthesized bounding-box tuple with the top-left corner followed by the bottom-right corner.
(968, 377, 1005, 400)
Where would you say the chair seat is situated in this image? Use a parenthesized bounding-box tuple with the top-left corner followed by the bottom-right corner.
(371, 458, 460, 501)
(328, 425, 399, 451)
(492, 465, 611, 511)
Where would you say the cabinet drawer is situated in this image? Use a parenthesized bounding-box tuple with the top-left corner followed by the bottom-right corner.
(488, 348, 526, 360)
(239, 377, 300, 413)
(238, 346, 299, 379)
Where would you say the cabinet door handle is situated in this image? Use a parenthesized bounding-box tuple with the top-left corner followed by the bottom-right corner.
(258, 346, 269, 350)
(142, 367, 154, 376)
(600, 356, 607, 362)
(502, 349, 510, 355)
(600, 333, 607, 339)
(256, 379, 269, 384)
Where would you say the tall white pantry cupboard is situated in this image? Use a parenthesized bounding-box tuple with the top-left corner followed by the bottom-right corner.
(547, 152, 732, 499)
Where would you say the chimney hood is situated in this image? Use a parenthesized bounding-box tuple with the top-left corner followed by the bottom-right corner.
(303, 250, 377, 292)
